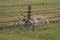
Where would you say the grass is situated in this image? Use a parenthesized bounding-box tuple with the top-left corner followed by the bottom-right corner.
(0, 0, 60, 40)
(0, 22, 60, 40)
(0, 0, 60, 22)
(0, 0, 60, 18)
(0, 0, 60, 4)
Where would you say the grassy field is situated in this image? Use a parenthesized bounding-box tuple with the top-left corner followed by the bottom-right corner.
(0, 0, 60, 40)
(0, 0, 60, 16)
(0, 0, 60, 24)
(0, 22, 60, 40)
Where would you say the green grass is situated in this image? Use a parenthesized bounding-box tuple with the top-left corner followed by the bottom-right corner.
(0, 0, 60, 21)
(0, 0, 60, 17)
(0, 0, 60, 4)
(0, 0, 60, 11)
(0, 0, 60, 40)
(0, 22, 60, 40)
